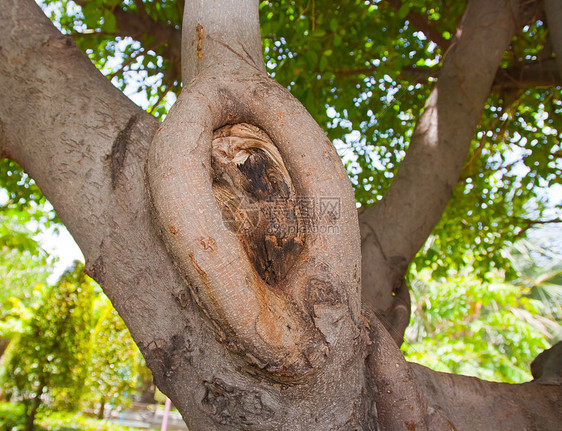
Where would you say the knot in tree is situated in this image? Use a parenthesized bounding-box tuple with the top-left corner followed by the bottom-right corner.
(146, 1, 362, 384)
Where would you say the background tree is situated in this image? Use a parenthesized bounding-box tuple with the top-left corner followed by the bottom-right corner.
(1, 163, 57, 359)
(0, 0, 560, 429)
(0, 220, 49, 361)
(1, 263, 94, 431)
(404, 267, 558, 383)
(82, 297, 145, 419)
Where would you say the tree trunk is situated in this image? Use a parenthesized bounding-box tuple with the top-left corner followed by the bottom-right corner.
(24, 383, 44, 431)
(0, 0, 560, 430)
(0, 337, 9, 359)
(97, 397, 106, 420)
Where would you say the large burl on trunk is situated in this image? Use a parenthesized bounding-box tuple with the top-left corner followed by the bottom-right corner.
(0, 0, 560, 429)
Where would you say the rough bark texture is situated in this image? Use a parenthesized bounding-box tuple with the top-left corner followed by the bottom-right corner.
(146, 0, 365, 424)
(1, 0, 561, 430)
(1, 0, 366, 429)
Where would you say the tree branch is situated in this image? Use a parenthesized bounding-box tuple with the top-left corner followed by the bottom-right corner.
(383, 0, 451, 50)
(359, 0, 521, 341)
(181, 0, 265, 81)
(492, 57, 561, 92)
(364, 311, 562, 430)
(332, 58, 561, 93)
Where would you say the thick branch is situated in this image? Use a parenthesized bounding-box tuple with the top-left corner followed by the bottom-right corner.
(182, 0, 265, 82)
(146, 0, 364, 402)
(364, 312, 562, 430)
(411, 364, 562, 430)
(359, 0, 520, 339)
(402, 59, 561, 91)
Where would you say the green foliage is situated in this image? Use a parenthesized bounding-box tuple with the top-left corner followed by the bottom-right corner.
(81, 297, 144, 416)
(1, 262, 95, 421)
(259, 0, 561, 278)
(0, 401, 137, 431)
(404, 266, 559, 383)
(1, 163, 146, 418)
(0, 160, 58, 237)
(506, 230, 562, 341)
(0, 216, 50, 345)
(1, 244, 148, 422)
(0, 400, 26, 431)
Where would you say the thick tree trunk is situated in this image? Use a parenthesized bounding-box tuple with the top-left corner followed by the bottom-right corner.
(1, 0, 561, 430)
(0, 0, 365, 428)
(146, 0, 366, 426)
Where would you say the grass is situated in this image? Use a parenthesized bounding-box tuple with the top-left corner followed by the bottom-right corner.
(0, 402, 142, 431)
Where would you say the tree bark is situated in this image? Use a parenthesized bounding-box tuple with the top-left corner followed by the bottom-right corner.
(1, 0, 561, 430)
(1, 0, 366, 428)
(359, 0, 523, 344)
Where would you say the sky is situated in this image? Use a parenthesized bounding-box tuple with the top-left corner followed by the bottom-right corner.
(37, 225, 84, 283)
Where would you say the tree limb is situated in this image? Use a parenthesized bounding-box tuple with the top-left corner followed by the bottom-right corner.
(359, 0, 521, 343)
(364, 311, 562, 430)
(332, 58, 561, 93)
(383, 0, 451, 50)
